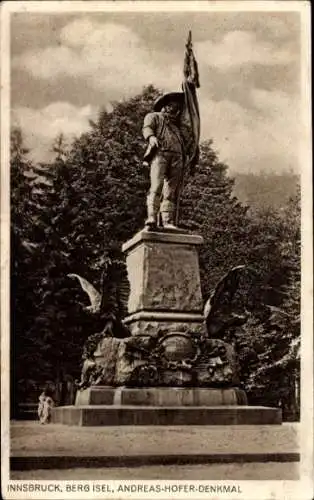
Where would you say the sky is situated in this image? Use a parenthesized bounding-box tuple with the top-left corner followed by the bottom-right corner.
(11, 10, 301, 173)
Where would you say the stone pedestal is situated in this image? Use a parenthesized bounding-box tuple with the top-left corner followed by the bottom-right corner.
(52, 228, 282, 426)
(122, 229, 205, 337)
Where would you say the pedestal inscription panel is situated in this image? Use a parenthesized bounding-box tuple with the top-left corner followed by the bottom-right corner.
(123, 230, 204, 315)
(143, 243, 202, 311)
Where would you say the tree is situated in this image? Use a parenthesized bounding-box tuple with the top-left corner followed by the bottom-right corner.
(10, 127, 43, 414)
(250, 192, 300, 417)
(180, 140, 251, 298)
(27, 136, 90, 391)
(228, 191, 301, 418)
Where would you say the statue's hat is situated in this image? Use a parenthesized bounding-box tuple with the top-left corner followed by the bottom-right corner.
(153, 92, 184, 112)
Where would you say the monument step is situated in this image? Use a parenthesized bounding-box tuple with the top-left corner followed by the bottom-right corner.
(51, 405, 282, 426)
(75, 386, 247, 406)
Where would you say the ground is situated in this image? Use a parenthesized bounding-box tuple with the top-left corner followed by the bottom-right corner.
(9, 420, 299, 480)
(11, 462, 299, 480)
(11, 421, 299, 456)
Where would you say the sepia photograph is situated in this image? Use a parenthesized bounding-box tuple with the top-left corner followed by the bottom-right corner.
(1, 1, 312, 499)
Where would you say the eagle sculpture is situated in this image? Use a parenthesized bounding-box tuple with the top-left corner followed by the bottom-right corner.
(203, 265, 256, 338)
(67, 274, 102, 314)
(68, 257, 130, 339)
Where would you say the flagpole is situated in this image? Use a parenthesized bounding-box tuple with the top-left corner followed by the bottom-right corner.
(175, 31, 200, 227)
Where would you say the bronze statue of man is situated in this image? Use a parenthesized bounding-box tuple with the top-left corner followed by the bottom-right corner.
(143, 92, 187, 230)
(142, 32, 200, 230)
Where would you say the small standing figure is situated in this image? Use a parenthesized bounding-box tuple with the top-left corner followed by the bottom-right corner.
(38, 390, 54, 424)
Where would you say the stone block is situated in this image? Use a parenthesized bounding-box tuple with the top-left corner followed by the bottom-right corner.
(74, 387, 247, 407)
(52, 405, 282, 426)
(124, 313, 205, 337)
(123, 230, 204, 316)
(75, 386, 115, 406)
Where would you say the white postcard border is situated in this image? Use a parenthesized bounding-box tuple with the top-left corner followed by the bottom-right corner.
(1, 2, 313, 499)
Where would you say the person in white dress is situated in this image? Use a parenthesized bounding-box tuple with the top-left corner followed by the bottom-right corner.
(38, 390, 54, 424)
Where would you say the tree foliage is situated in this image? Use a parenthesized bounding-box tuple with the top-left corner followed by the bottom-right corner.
(243, 192, 301, 419)
(10, 128, 47, 413)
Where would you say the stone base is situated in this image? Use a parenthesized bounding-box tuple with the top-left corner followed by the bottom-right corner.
(75, 386, 248, 406)
(52, 386, 282, 426)
(124, 311, 205, 337)
(52, 405, 282, 426)
(122, 230, 204, 328)
(122, 229, 207, 359)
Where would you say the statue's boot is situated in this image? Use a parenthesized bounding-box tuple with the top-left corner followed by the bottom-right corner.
(145, 202, 158, 230)
(145, 217, 157, 230)
(161, 210, 178, 230)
